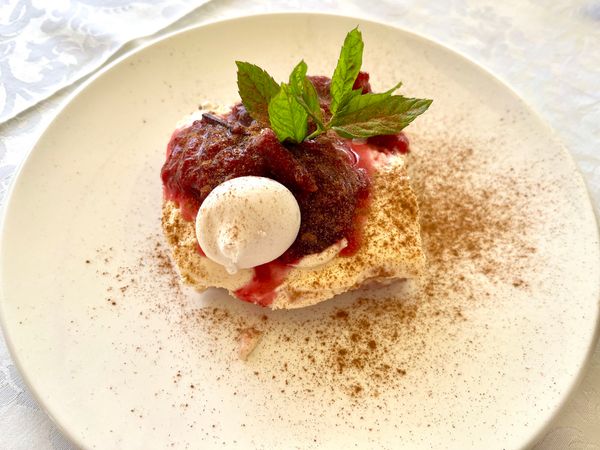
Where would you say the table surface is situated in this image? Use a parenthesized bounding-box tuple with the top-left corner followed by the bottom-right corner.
(1, 0, 599, 449)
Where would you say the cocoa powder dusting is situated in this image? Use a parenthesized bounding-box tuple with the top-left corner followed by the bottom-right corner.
(162, 137, 539, 400)
(410, 144, 535, 276)
(95, 134, 542, 419)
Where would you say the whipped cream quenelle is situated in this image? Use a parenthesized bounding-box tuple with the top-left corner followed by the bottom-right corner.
(195, 176, 301, 274)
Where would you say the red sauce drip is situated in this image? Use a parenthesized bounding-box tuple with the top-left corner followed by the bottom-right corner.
(194, 241, 205, 257)
(348, 141, 378, 176)
(165, 128, 181, 159)
(366, 133, 410, 154)
(163, 127, 202, 221)
(234, 260, 295, 307)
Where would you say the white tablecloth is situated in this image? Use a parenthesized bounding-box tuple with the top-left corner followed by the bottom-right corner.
(1, 0, 599, 448)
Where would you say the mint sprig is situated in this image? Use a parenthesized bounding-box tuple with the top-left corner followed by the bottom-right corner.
(235, 28, 432, 143)
(236, 61, 280, 125)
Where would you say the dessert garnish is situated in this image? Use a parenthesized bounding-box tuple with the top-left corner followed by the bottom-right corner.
(236, 28, 431, 144)
(161, 28, 432, 308)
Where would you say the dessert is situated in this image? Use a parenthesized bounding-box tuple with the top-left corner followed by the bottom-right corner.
(161, 28, 432, 309)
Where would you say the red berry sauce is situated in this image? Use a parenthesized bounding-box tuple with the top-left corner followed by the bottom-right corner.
(234, 260, 295, 307)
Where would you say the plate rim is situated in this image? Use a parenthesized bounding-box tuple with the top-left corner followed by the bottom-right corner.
(0, 11, 599, 450)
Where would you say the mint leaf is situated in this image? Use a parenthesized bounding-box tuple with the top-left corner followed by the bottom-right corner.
(301, 78, 324, 126)
(330, 94, 432, 138)
(288, 60, 324, 131)
(268, 83, 308, 143)
(288, 60, 308, 94)
(337, 88, 362, 112)
(330, 28, 364, 115)
(236, 61, 280, 124)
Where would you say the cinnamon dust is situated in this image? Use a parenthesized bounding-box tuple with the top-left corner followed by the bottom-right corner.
(96, 134, 539, 404)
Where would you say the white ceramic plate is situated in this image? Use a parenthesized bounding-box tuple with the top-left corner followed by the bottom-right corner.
(1, 13, 599, 450)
